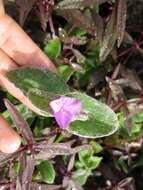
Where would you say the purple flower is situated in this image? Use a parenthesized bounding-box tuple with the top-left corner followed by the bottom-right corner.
(50, 96, 82, 129)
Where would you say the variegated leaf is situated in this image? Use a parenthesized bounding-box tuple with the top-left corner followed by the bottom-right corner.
(55, 0, 107, 9)
(116, 0, 127, 47)
(100, 7, 117, 62)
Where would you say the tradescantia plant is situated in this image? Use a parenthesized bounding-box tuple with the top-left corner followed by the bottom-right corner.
(3, 0, 143, 189)
(6, 67, 119, 138)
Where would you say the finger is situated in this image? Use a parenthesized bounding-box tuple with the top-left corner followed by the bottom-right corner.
(0, 114, 21, 153)
(0, 47, 17, 73)
(0, 49, 49, 116)
(0, 14, 57, 73)
(0, 0, 5, 17)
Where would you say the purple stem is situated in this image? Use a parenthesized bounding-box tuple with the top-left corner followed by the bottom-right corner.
(49, 16, 56, 36)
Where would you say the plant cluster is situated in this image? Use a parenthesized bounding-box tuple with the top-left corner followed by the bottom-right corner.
(1, 0, 143, 189)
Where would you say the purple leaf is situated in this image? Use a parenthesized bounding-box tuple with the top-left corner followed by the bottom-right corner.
(116, 0, 127, 47)
(30, 183, 62, 190)
(99, 7, 117, 62)
(50, 97, 81, 129)
(56, 9, 96, 35)
(19, 154, 34, 190)
(0, 151, 16, 167)
(35, 142, 91, 160)
(4, 99, 33, 144)
(15, 0, 36, 26)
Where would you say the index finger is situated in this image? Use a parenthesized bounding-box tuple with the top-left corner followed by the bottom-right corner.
(0, 2, 57, 73)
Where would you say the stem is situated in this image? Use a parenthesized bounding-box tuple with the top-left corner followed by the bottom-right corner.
(49, 16, 56, 37)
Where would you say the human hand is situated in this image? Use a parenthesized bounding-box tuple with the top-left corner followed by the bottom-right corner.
(0, 0, 57, 153)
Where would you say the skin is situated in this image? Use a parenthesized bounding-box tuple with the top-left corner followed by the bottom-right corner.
(0, 0, 57, 153)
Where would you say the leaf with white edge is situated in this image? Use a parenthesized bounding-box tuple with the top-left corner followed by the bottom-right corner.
(6, 69, 119, 138)
(6, 67, 69, 94)
(6, 67, 69, 116)
(67, 92, 119, 138)
(44, 37, 61, 59)
(27, 89, 55, 117)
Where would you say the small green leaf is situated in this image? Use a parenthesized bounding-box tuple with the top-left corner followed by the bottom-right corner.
(44, 37, 61, 59)
(79, 150, 91, 166)
(73, 169, 91, 185)
(38, 161, 55, 184)
(78, 149, 102, 169)
(87, 156, 102, 170)
(67, 92, 119, 138)
(58, 65, 74, 82)
(13, 162, 20, 175)
(117, 157, 128, 173)
(70, 27, 87, 37)
(90, 141, 103, 154)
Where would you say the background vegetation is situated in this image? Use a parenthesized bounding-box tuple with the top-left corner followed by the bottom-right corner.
(1, 0, 143, 189)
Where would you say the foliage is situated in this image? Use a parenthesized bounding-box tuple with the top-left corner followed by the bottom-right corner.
(1, 0, 143, 189)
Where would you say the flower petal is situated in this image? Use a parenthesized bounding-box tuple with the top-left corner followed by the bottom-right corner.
(63, 98, 81, 116)
(54, 110, 73, 129)
(49, 98, 62, 113)
(50, 96, 82, 129)
(50, 97, 81, 114)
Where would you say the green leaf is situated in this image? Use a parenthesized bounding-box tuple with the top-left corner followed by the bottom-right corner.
(67, 92, 119, 138)
(6, 67, 69, 116)
(44, 37, 61, 59)
(78, 150, 91, 166)
(38, 161, 55, 184)
(13, 162, 20, 175)
(87, 156, 102, 170)
(27, 89, 54, 117)
(6, 67, 69, 94)
(78, 149, 102, 169)
(58, 65, 74, 82)
(73, 169, 91, 185)
(70, 27, 87, 36)
(90, 141, 103, 154)
(117, 157, 128, 173)
(118, 111, 143, 140)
